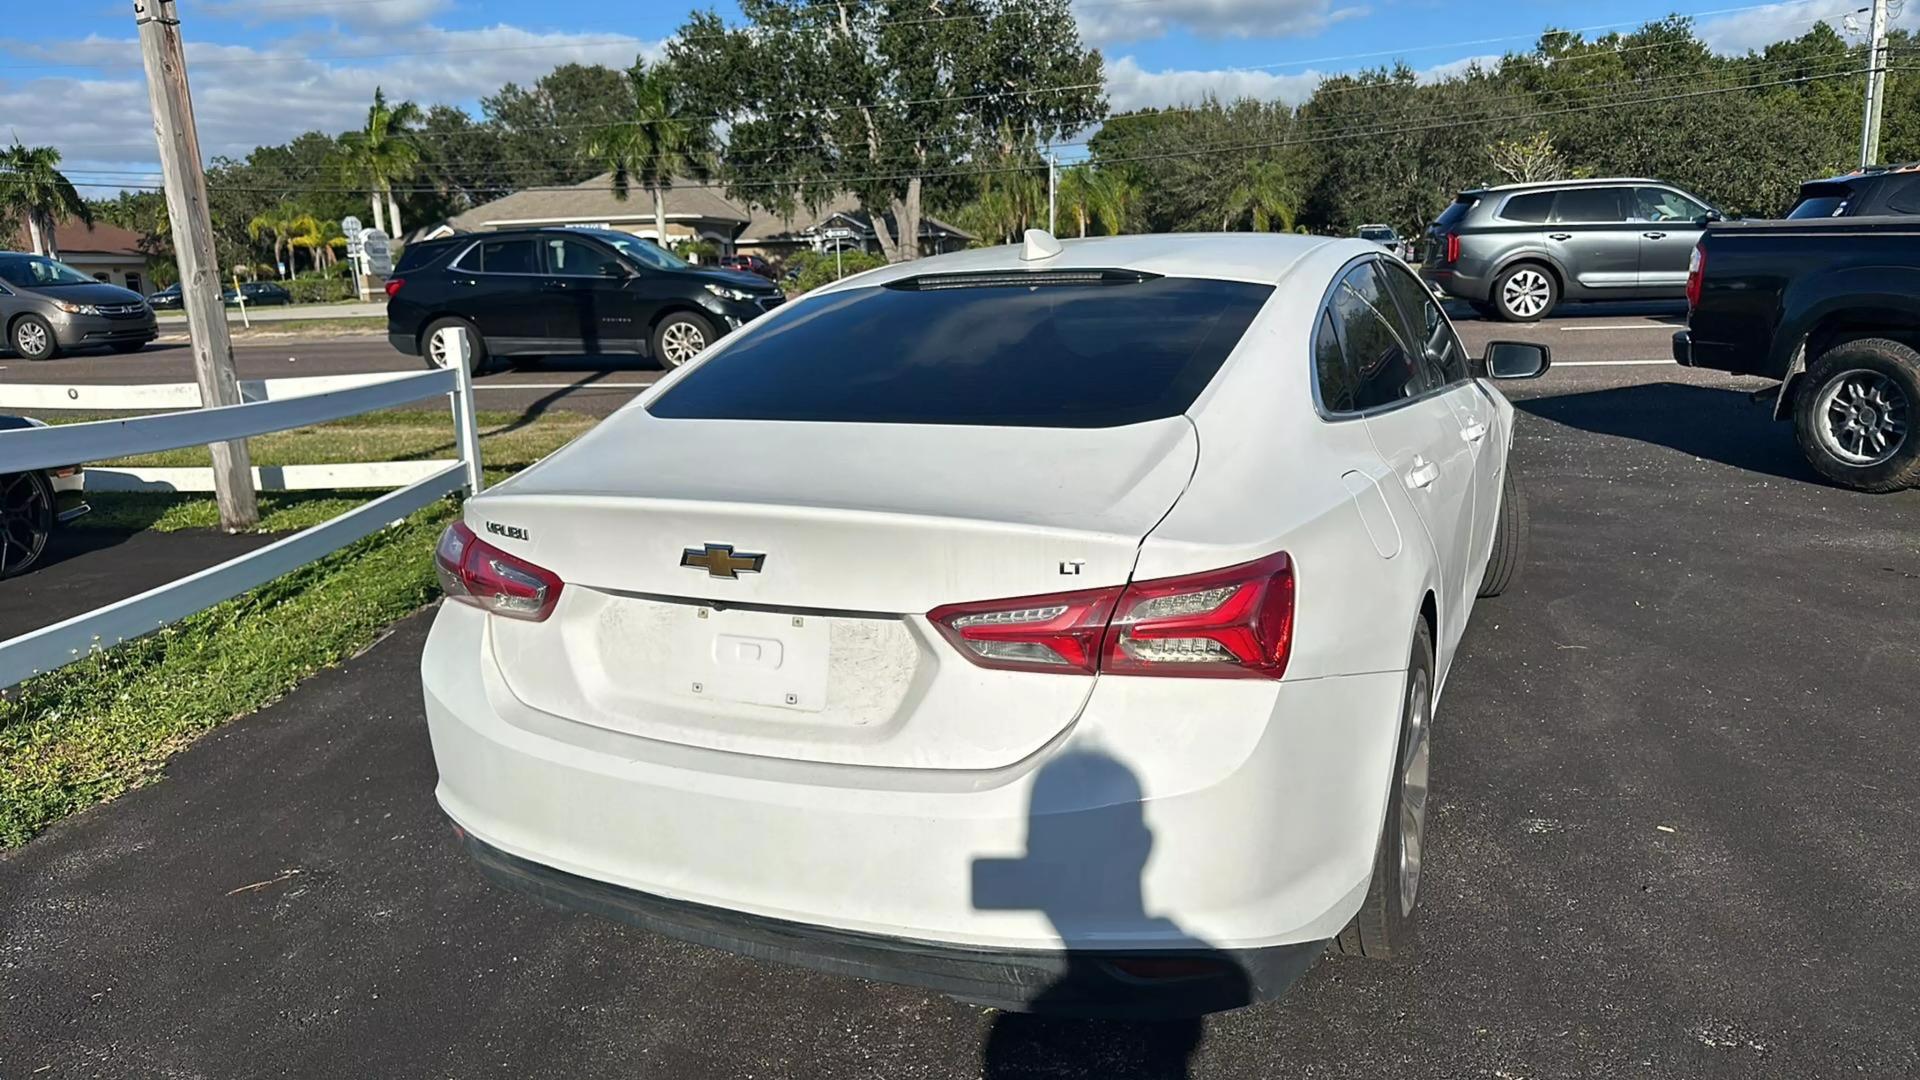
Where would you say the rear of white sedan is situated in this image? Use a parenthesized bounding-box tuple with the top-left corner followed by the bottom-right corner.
(420, 232, 1540, 1017)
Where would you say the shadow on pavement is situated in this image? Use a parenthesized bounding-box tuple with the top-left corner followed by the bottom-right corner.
(1516, 381, 1820, 484)
(0, 527, 278, 641)
(974, 749, 1243, 1080)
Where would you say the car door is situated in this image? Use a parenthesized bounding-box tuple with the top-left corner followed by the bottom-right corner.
(447, 237, 546, 346)
(1632, 186, 1710, 291)
(1329, 260, 1479, 653)
(1546, 186, 1639, 292)
(539, 235, 643, 353)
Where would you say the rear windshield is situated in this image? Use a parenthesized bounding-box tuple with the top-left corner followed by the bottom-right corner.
(1434, 197, 1476, 228)
(648, 276, 1274, 427)
(1788, 185, 1852, 218)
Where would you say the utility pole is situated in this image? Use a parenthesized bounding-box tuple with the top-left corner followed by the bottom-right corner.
(1047, 152, 1059, 235)
(133, 0, 257, 530)
(1859, 0, 1890, 168)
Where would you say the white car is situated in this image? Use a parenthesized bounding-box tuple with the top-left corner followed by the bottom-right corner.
(420, 231, 1547, 1017)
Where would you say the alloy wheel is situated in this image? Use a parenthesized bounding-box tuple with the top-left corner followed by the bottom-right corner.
(15, 321, 50, 358)
(660, 321, 708, 365)
(1814, 368, 1909, 467)
(1500, 270, 1552, 319)
(0, 472, 52, 577)
(1397, 666, 1431, 917)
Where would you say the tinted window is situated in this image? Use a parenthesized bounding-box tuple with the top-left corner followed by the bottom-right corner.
(1378, 262, 1469, 385)
(1315, 308, 1354, 413)
(1498, 192, 1554, 223)
(1330, 263, 1432, 411)
(1550, 187, 1628, 223)
(649, 277, 1273, 428)
(1358, 226, 1395, 242)
(1787, 194, 1849, 218)
(1633, 187, 1705, 223)
(0, 255, 94, 287)
(545, 238, 622, 277)
(462, 238, 537, 274)
(586, 229, 691, 270)
(395, 241, 455, 273)
(1434, 197, 1476, 228)
(1883, 176, 1920, 215)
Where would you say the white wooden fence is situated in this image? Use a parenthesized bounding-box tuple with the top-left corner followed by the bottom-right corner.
(0, 329, 483, 690)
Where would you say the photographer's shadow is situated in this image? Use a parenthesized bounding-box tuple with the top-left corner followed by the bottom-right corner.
(973, 749, 1248, 1079)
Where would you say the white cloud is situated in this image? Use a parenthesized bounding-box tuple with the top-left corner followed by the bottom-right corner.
(1103, 52, 1497, 112)
(1075, 0, 1369, 45)
(200, 0, 454, 31)
(1697, 0, 1861, 55)
(0, 25, 662, 180)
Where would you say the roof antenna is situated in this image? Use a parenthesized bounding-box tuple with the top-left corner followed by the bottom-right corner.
(1021, 228, 1062, 262)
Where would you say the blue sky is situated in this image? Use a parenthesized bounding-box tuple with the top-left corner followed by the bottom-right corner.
(0, 0, 1871, 189)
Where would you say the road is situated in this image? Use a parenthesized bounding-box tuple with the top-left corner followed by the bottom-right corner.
(4, 308, 1918, 1078)
(1, 302, 1692, 419)
(153, 300, 388, 324)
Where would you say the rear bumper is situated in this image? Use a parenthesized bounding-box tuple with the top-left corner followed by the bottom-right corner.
(1671, 330, 1692, 366)
(388, 331, 420, 356)
(459, 827, 1324, 1018)
(1420, 266, 1489, 303)
(1671, 329, 1751, 374)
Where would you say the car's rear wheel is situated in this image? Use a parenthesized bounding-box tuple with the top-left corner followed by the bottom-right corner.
(0, 470, 55, 579)
(1794, 338, 1920, 492)
(424, 317, 490, 375)
(1477, 468, 1528, 597)
(109, 341, 146, 354)
(11, 315, 58, 361)
(1492, 263, 1557, 322)
(1332, 615, 1433, 961)
(651, 311, 715, 368)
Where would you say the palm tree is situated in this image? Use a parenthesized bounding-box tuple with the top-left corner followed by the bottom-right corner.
(285, 212, 329, 274)
(247, 207, 295, 278)
(1218, 160, 1296, 232)
(584, 61, 713, 247)
(0, 143, 91, 259)
(336, 88, 422, 238)
(1056, 165, 1133, 238)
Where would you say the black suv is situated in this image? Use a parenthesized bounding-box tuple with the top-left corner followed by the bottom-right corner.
(1786, 164, 1920, 218)
(386, 228, 785, 371)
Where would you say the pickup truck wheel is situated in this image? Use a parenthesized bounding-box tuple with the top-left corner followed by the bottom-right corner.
(1492, 264, 1556, 322)
(1477, 468, 1528, 597)
(1794, 338, 1920, 492)
(1332, 617, 1432, 961)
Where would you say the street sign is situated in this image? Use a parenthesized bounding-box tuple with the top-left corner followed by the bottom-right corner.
(341, 215, 363, 240)
(822, 227, 856, 241)
(360, 227, 393, 276)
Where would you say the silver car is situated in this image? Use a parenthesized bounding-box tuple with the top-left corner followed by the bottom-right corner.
(1419, 178, 1722, 321)
(0, 252, 158, 359)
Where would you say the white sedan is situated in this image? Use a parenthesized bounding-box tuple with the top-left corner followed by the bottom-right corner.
(420, 231, 1546, 1017)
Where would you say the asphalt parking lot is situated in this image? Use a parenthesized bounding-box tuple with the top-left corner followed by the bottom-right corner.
(4, 313, 1919, 1078)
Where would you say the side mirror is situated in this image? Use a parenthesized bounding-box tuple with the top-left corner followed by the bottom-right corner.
(1695, 209, 1723, 226)
(1483, 341, 1551, 380)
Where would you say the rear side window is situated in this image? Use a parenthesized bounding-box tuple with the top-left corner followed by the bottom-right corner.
(393, 242, 453, 274)
(457, 238, 537, 274)
(1550, 187, 1628, 223)
(1327, 263, 1435, 412)
(1497, 192, 1554, 223)
(648, 276, 1274, 428)
(1883, 176, 1920, 214)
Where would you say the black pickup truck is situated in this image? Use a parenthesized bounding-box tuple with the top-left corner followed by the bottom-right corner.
(1672, 216, 1920, 492)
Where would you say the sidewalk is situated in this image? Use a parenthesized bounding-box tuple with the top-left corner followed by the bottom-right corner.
(155, 300, 387, 324)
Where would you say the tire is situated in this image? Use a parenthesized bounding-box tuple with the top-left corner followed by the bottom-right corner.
(0, 470, 56, 579)
(109, 341, 146, 354)
(11, 314, 59, 360)
(424, 317, 489, 375)
(1793, 338, 1920, 493)
(1332, 616, 1433, 961)
(1477, 468, 1528, 597)
(651, 311, 716, 369)
(1491, 263, 1557, 322)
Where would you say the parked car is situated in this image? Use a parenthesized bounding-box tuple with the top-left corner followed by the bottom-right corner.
(385, 227, 786, 373)
(0, 252, 157, 360)
(1785, 162, 1920, 218)
(225, 281, 293, 306)
(420, 232, 1549, 1017)
(148, 283, 184, 310)
(719, 253, 776, 278)
(1674, 214, 1920, 491)
(0, 415, 89, 579)
(1356, 224, 1399, 250)
(1421, 178, 1722, 321)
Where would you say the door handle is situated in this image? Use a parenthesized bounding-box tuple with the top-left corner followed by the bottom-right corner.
(1547, 232, 1572, 241)
(1642, 231, 1667, 240)
(1405, 458, 1440, 489)
(1461, 420, 1487, 443)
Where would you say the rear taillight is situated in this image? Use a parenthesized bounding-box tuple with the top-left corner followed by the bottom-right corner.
(1685, 244, 1705, 309)
(1445, 232, 1460, 264)
(928, 552, 1295, 680)
(384, 277, 405, 298)
(434, 521, 564, 622)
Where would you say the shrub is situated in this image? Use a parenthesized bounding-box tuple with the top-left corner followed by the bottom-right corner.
(783, 248, 888, 295)
(286, 277, 356, 304)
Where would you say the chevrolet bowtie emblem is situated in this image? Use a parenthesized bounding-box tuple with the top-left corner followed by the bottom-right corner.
(680, 543, 765, 579)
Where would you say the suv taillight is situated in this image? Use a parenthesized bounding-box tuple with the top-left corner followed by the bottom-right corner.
(384, 277, 405, 298)
(434, 521, 564, 621)
(1685, 244, 1705, 309)
(1444, 233, 1460, 263)
(928, 552, 1295, 680)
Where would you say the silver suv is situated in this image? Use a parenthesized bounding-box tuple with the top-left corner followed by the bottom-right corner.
(1420, 178, 1722, 321)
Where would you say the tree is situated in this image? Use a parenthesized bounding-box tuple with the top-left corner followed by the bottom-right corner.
(481, 63, 637, 190)
(0, 144, 91, 259)
(288, 214, 345, 273)
(1056, 165, 1132, 237)
(1218, 159, 1296, 232)
(247, 207, 296, 278)
(669, 0, 1105, 262)
(336, 87, 422, 238)
(1487, 131, 1567, 184)
(583, 60, 715, 244)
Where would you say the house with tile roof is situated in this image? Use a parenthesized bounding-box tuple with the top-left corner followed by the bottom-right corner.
(6, 218, 157, 296)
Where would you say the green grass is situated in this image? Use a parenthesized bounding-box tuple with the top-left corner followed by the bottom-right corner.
(0, 407, 600, 847)
(226, 316, 388, 337)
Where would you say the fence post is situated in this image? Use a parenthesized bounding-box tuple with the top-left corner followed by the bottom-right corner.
(439, 325, 485, 495)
